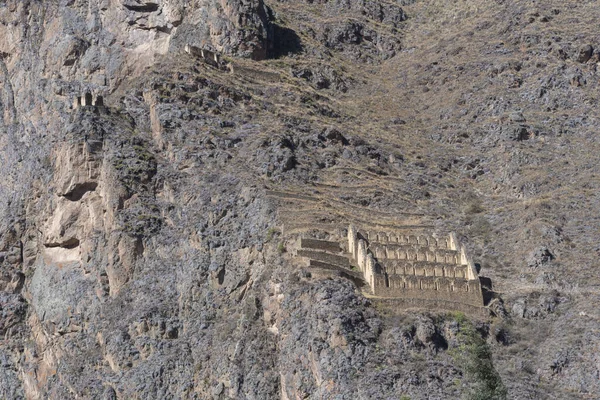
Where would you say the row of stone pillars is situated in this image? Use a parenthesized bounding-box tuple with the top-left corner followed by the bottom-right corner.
(348, 225, 377, 292)
(73, 92, 104, 109)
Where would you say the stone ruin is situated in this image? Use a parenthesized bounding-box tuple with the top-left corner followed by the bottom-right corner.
(182, 44, 281, 81)
(296, 225, 485, 315)
(73, 92, 104, 109)
(347, 225, 483, 307)
(184, 44, 220, 67)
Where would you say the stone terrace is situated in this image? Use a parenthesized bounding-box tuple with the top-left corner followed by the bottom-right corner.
(268, 187, 486, 316)
(347, 225, 484, 313)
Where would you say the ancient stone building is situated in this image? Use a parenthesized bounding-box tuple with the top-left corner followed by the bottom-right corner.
(294, 223, 484, 315)
(347, 225, 484, 308)
(184, 44, 220, 67)
(73, 92, 104, 109)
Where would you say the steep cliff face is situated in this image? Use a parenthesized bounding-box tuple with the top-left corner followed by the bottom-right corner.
(1, 0, 600, 399)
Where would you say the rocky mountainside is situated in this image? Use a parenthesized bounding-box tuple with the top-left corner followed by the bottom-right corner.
(0, 0, 599, 399)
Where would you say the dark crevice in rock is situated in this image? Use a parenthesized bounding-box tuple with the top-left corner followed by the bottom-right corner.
(62, 182, 98, 201)
(44, 238, 80, 249)
(123, 3, 159, 13)
(155, 25, 173, 34)
(270, 24, 303, 58)
(217, 268, 225, 285)
(137, 25, 173, 34)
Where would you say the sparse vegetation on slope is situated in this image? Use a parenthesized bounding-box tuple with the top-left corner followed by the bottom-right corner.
(450, 313, 507, 400)
(0, 0, 599, 398)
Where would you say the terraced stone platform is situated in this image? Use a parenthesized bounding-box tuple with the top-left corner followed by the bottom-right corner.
(348, 225, 484, 310)
(290, 222, 485, 316)
(268, 185, 486, 316)
(294, 236, 365, 285)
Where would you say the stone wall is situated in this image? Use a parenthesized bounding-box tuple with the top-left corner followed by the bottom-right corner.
(184, 44, 220, 67)
(300, 238, 341, 253)
(373, 275, 483, 307)
(364, 231, 450, 248)
(308, 260, 363, 280)
(381, 260, 470, 279)
(348, 225, 484, 309)
(297, 249, 350, 266)
(73, 92, 104, 109)
(451, 232, 478, 280)
(295, 236, 364, 285)
(296, 225, 484, 312)
(368, 243, 460, 264)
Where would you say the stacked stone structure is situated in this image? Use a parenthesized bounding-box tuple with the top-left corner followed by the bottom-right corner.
(73, 92, 104, 109)
(184, 44, 220, 67)
(296, 238, 363, 281)
(348, 225, 483, 308)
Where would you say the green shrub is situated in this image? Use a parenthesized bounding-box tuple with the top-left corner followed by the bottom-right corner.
(277, 242, 286, 254)
(451, 311, 467, 324)
(265, 227, 279, 242)
(450, 318, 507, 400)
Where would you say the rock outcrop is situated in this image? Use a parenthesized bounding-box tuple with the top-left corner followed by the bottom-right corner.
(0, 0, 600, 399)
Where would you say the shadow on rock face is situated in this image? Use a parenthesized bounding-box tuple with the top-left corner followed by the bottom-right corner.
(479, 276, 499, 307)
(270, 24, 303, 58)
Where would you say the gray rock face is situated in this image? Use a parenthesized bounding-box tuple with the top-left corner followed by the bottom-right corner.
(527, 247, 554, 268)
(170, 0, 273, 60)
(577, 44, 593, 63)
(1, 0, 600, 399)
